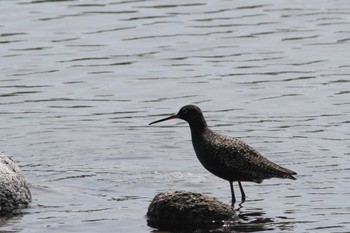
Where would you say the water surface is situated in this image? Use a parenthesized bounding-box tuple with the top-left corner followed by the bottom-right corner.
(0, 0, 349, 232)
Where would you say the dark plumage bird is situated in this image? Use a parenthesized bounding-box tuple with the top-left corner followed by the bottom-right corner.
(149, 105, 297, 205)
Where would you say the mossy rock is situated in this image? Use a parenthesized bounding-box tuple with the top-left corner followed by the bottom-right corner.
(147, 191, 236, 231)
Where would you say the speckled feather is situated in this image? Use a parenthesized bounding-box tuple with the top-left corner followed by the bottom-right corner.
(196, 129, 296, 183)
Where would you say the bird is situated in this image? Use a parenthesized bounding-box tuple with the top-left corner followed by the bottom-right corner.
(149, 104, 297, 206)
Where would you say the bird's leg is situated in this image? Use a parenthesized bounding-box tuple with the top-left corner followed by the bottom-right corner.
(229, 181, 236, 206)
(238, 181, 246, 203)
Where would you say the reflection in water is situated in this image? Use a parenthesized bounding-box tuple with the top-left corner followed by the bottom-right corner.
(148, 205, 296, 232)
(236, 208, 275, 232)
(0, 213, 25, 229)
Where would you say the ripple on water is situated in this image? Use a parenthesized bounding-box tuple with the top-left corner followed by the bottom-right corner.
(1, 0, 350, 232)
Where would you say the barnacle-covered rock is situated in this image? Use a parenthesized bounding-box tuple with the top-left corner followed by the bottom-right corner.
(0, 154, 31, 215)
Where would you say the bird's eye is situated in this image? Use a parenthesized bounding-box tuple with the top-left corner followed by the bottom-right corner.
(182, 109, 188, 114)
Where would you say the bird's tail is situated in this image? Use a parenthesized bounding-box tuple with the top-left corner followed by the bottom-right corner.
(277, 166, 297, 180)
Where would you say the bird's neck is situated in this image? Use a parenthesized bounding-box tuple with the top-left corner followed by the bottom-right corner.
(188, 117, 208, 136)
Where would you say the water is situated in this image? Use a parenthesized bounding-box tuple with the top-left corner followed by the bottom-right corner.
(0, 0, 349, 232)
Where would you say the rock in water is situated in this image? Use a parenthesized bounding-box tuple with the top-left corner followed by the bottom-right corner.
(147, 191, 236, 231)
(0, 153, 31, 214)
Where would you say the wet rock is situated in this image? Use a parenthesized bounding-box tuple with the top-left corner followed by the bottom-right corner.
(147, 191, 236, 230)
(0, 154, 31, 215)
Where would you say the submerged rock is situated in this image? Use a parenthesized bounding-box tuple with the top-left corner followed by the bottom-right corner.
(147, 191, 236, 230)
(0, 154, 31, 215)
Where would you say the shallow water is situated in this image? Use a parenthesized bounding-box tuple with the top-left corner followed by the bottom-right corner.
(0, 0, 350, 232)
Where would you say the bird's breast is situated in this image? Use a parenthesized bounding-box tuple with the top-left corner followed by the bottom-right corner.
(191, 132, 235, 181)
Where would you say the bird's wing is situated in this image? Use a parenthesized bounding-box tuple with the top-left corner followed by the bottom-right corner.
(214, 135, 296, 181)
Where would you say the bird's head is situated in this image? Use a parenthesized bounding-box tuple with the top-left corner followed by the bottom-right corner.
(149, 105, 204, 125)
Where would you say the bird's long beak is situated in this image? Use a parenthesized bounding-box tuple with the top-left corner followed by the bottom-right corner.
(149, 114, 178, 125)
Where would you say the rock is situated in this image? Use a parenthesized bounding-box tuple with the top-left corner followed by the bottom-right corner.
(0, 153, 31, 215)
(147, 191, 236, 231)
